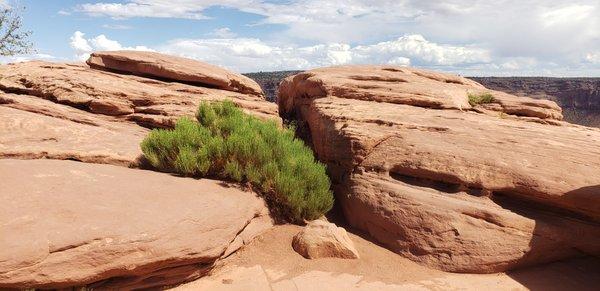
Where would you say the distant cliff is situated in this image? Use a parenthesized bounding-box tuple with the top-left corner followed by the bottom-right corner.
(471, 77, 600, 127)
(245, 71, 600, 128)
(245, 71, 301, 102)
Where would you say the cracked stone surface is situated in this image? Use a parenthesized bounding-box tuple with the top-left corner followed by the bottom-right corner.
(278, 65, 600, 273)
(0, 159, 272, 289)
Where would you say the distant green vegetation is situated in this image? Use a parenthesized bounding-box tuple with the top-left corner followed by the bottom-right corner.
(141, 100, 333, 222)
(468, 92, 495, 106)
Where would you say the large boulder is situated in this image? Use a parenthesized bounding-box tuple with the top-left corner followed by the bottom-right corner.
(0, 56, 280, 165)
(0, 159, 272, 289)
(87, 50, 263, 97)
(278, 65, 600, 273)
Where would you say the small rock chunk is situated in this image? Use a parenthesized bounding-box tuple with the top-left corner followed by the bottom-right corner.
(292, 220, 359, 259)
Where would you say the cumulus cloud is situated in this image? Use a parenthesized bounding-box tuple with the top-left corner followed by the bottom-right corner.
(156, 34, 490, 72)
(75, 0, 600, 75)
(351, 35, 491, 66)
(69, 31, 490, 72)
(69, 31, 153, 61)
(70, 31, 93, 60)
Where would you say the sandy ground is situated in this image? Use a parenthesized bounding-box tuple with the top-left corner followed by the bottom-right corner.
(170, 224, 600, 290)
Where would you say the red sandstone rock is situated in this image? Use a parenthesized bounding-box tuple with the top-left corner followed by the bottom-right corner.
(0, 159, 272, 289)
(292, 220, 359, 259)
(87, 50, 263, 96)
(0, 59, 280, 165)
(0, 55, 279, 289)
(0, 61, 278, 129)
(0, 93, 147, 166)
(278, 65, 600, 273)
(278, 65, 563, 120)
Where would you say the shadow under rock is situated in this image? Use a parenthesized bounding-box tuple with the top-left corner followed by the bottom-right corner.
(495, 185, 600, 291)
(506, 257, 600, 291)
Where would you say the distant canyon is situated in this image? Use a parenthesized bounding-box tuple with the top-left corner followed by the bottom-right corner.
(245, 71, 600, 128)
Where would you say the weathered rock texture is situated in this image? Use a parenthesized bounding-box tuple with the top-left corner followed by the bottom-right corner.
(87, 50, 263, 97)
(0, 57, 279, 166)
(292, 220, 359, 259)
(0, 159, 272, 290)
(471, 77, 600, 128)
(0, 53, 277, 289)
(246, 72, 600, 128)
(278, 65, 600, 273)
(279, 66, 563, 121)
(0, 93, 147, 166)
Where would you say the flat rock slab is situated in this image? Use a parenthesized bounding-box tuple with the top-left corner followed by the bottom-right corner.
(87, 50, 263, 97)
(279, 65, 563, 120)
(0, 93, 147, 166)
(0, 61, 279, 129)
(0, 159, 272, 289)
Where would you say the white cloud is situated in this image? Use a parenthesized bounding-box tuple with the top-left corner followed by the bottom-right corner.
(540, 4, 595, 27)
(77, 0, 253, 19)
(69, 31, 487, 72)
(102, 24, 133, 30)
(58, 10, 71, 16)
(208, 27, 237, 38)
(90, 35, 124, 51)
(352, 35, 490, 66)
(57, 0, 600, 76)
(587, 52, 600, 64)
(159, 34, 489, 72)
(70, 31, 93, 60)
(69, 31, 153, 61)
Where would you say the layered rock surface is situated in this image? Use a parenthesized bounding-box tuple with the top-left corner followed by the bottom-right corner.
(0, 55, 279, 166)
(87, 50, 263, 97)
(472, 77, 600, 127)
(0, 53, 277, 289)
(278, 65, 600, 273)
(0, 93, 147, 166)
(0, 159, 272, 289)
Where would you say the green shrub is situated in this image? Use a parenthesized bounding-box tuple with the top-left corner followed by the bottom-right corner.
(141, 100, 334, 222)
(468, 92, 495, 106)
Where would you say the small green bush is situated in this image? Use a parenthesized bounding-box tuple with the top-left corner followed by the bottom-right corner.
(468, 92, 495, 106)
(141, 100, 333, 222)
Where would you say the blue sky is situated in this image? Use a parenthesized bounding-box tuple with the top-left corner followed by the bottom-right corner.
(3, 0, 600, 75)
